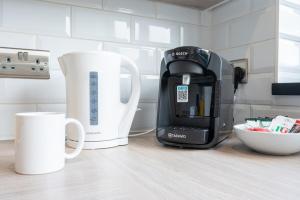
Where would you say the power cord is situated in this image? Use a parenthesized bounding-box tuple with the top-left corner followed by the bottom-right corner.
(127, 107, 155, 137)
(128, 129, 155, 137)
(234, 67, 246, 94)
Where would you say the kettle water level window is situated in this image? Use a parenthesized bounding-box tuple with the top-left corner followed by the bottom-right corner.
(89, 71, 98, 125)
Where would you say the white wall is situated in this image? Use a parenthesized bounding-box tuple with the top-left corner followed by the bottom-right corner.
(211, 0, 300, 124)
(0, 0, 210, 139)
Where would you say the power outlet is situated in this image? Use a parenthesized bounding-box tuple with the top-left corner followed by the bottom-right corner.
(231, 59, 248, 83)
(0, 47, 50, 79)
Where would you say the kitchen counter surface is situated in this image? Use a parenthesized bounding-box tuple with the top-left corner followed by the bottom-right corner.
(1, 133, 300, 200)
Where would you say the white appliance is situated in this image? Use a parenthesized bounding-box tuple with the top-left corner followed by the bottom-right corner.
(58, 51, 141, 149)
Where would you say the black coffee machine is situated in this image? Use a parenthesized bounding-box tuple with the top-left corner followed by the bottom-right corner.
(156, 46, 234, 148)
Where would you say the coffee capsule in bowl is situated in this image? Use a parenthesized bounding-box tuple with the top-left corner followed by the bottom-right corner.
(234, 124, 300, 155)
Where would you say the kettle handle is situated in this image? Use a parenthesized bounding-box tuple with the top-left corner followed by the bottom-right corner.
(118, 55, 141, 137)
(58, 56, 67, 76)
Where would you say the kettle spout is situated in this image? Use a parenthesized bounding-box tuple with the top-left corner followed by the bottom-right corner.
(58, 56, 66, 76)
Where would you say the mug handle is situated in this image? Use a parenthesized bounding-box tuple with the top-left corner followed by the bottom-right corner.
(64, 118, 85, 159)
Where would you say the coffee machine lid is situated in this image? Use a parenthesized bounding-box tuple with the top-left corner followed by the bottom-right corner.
(164, 46, 211, 68)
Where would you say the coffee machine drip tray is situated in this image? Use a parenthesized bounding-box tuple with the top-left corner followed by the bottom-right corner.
(157, 126, 209, 145)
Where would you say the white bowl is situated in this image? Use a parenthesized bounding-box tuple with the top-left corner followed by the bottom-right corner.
(234, 124, 300, 155)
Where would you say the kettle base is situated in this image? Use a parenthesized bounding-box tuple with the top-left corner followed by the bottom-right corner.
(67, 138, 128, 149)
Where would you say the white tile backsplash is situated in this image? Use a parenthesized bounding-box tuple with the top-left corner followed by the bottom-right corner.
(132, 16, 180, 47)
(235, 73, 274, 105)
(103, 42, 157, 75)
(233, 104, 251, 124)
(212, 23, 229, 50)
(251, 39, 275, 73)
(140, 75, 159, 102)
(180, 24, 210, 48)
(42, 0, 102, 9)
(37, 104, 66, 112)
(0, 31, 36, 49)
(1, 0, 71, 36)
(131, 103, 157, 131)
(211, 0, 300, 120)
(273, 96, 300, 107)
(211, 0, 288, 121)
(72, 7, 131, 42)
(0, 104, 36, 140)
(217, 40, 276, 74)
(251, 105, 300, 118)
(0, 79, 5, 102)
(201, 11, 212, 27)
(121, 74, 159, 103)
(37, 36, 102, 70)
(156, 3, 202, 25)
(2, 71, 65, 104)
(229, 7, 276, 47)
(121, 75, 159, 103)
(217, 45, 250, 61)
(103, 0, 155, 17)
(212, 0, 251, 25)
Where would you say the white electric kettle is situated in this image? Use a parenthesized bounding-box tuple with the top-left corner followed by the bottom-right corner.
(58, 51, 141, 149)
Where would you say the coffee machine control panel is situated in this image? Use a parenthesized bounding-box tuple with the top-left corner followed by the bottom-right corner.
(164, 46, 210, 67)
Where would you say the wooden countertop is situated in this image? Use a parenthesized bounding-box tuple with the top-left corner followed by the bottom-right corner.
(1, 133, 300, 200)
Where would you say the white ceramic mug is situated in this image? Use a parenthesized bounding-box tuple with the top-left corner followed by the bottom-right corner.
(15, 112, 85, 175)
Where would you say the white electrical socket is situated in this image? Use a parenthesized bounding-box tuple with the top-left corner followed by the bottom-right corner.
(231, 59, 248, 83)
(0, 47, 50, 79)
